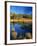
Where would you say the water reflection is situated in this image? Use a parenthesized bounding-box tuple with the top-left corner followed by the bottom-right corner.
(10, 22, 32, 40)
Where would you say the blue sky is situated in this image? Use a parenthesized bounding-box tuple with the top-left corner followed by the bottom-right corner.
(10, 6, 32, 15)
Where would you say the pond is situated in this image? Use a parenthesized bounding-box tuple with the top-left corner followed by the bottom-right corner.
(10, 22, 32, 40)
(10, 23, 32, 33)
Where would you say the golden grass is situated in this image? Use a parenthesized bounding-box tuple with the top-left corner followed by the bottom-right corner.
(10, 18, 32, 23)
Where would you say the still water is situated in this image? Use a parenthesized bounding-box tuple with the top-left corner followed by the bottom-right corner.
(10, 23, 32, 33)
